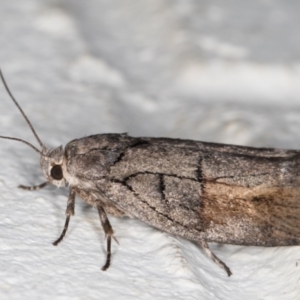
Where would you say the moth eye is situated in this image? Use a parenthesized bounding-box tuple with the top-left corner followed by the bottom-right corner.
(51, 165, 63, 180)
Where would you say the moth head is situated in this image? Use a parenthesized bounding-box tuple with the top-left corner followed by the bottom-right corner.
(0, 69, 67, 188)
(40, 146, 66, 187)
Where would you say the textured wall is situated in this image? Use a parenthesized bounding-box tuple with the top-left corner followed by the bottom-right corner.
(0, 1, 300, 299)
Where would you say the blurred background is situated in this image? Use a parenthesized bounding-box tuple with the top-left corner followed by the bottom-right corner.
(0, 1, 300, 299)
(1, 0, 300, 148)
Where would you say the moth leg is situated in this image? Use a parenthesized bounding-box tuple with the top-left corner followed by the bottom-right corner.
(53, 190, 76, 246)
(97, 205, 116, 271)
(18, 182, 49, 191)
(198, 240, 232, 277)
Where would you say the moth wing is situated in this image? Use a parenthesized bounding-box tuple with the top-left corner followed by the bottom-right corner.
(104, 139, 300, 245)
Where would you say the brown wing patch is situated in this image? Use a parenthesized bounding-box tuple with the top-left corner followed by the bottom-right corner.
(202, 182, 300, 246)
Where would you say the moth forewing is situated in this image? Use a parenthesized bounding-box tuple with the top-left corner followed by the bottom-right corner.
(1, 69, 300, 277)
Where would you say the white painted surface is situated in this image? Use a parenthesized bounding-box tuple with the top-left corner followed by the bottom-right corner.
(0, 1, 300, 299)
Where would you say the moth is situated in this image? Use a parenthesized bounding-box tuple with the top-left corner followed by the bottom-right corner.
(1, 70, 300, 277)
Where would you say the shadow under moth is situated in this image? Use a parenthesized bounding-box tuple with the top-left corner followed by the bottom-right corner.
(1, 70, 300, 277)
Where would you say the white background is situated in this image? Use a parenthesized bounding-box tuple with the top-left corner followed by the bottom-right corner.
(0, 1, 300, 299)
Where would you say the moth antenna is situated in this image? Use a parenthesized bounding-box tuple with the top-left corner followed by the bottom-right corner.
(0, 136, 44, 156)
(0, 69, 46, 152)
